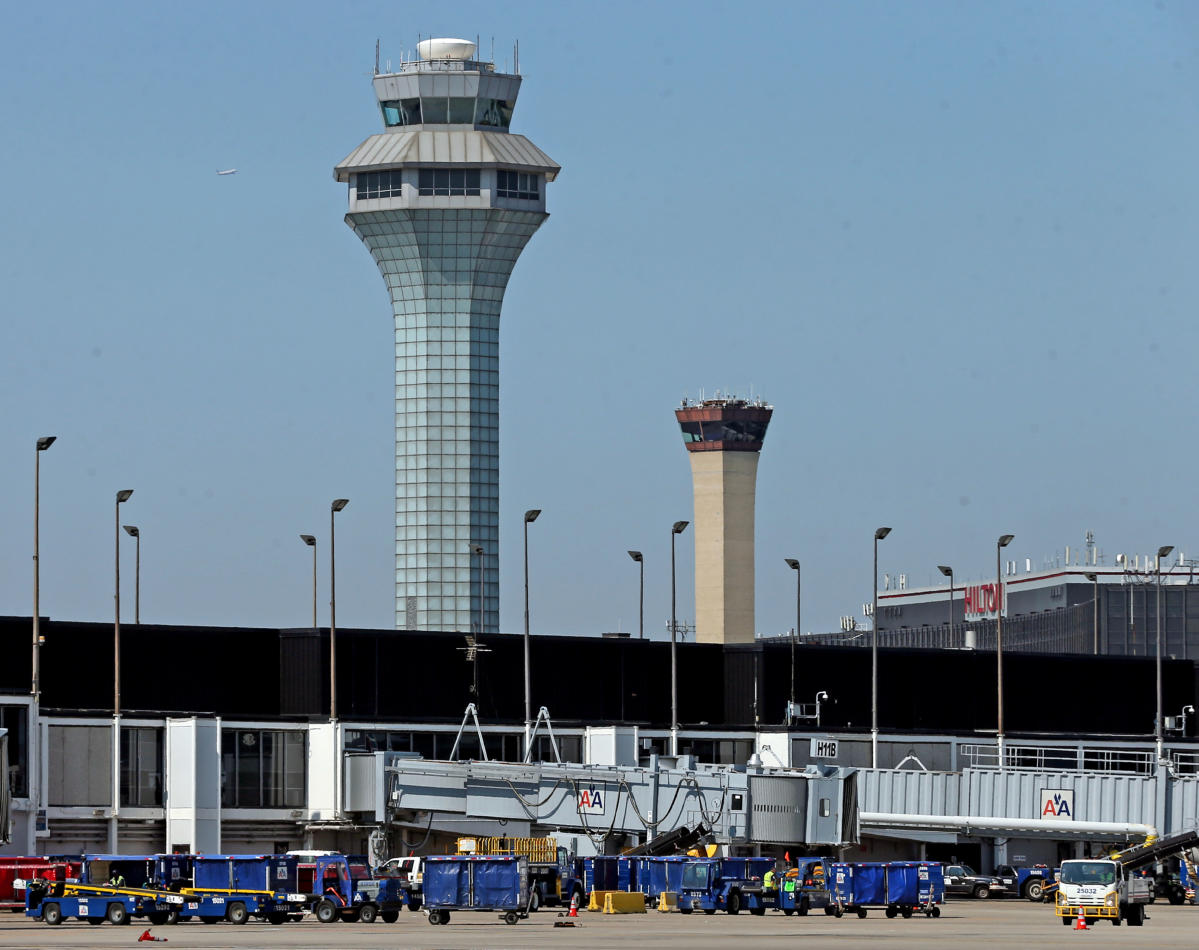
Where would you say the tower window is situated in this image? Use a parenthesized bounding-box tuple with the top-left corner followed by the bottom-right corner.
(496, 171, 539, 200)
(381, 98, 422, 127)
(356, 171, 404, 199)
(418, 169, 481, 196)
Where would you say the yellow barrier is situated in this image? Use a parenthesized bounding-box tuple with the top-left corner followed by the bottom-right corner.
(656, 891, 679, 913)
(588, 890, 604, 912)
(602, 892, 647, 914)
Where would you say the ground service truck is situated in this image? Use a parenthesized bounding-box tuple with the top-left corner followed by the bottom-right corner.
(1055, 858, 1150, 926)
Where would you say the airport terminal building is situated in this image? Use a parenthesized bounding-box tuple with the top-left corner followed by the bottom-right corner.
(2, 613, 1198, 874)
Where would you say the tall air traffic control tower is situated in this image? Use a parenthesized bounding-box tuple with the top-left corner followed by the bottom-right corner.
(335, 38, 559, 633)
(676, 397, 773, 644)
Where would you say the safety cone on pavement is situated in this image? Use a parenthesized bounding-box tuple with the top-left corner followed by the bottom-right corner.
(568, 892, 580, 917)
(1073, 908, 1088, 930)
(137, 929, 167, 942)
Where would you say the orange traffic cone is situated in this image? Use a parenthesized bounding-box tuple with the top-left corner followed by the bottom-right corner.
(568, 892, 580, 917)
(1072, 908, 1087, 930)
(137, 929, 167, 942)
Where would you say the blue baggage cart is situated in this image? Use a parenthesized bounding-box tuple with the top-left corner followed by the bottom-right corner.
(423, 854, 530, 925)
(915, 862, 944, 916)
(633, 856, 687, 903)
(830, 862, 886, 918)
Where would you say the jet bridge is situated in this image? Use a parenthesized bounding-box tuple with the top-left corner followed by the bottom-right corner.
(343, 754, 859, 852)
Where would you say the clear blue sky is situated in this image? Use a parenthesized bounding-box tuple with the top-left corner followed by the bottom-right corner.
(2, 1, 1197, 639)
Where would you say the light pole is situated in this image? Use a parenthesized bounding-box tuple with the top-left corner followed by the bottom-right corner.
(784, 559, 801, 719)
(627, 551, 644, 640)
(871, 526, 891, 768)
(329, 499, 348, 722)
(523, 509, 541, 758)
(1155, 544, 1174, 763)
(670, 520, 689, 756)
(938, 565, 954, 642)
(114, 489, 133, 714)
(123, 526, 141, 624)
(32, 435, 55, 701)
(300, 535, 317, 630)
(1084, 572, 1098, 655)
(996, 533, 1015, 769)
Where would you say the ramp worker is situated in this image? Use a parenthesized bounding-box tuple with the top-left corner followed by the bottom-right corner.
(763, 867, 776, 892)
(109, 870, 126, 888)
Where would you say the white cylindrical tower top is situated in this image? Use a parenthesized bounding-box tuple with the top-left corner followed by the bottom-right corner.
(417, 38, 478, 61)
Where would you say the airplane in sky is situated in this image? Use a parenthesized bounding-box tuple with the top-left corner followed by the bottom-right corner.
(216, 168, 237, 176)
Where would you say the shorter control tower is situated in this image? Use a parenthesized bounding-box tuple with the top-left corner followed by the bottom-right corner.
(676, 396, 774, 644)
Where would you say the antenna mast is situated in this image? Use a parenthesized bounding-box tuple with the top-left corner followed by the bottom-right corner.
(374, 38, 380, 75)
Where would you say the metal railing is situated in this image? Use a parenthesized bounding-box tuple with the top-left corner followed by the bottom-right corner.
(959, 743, 1155, 775)
(1170, 751, 1199, 775)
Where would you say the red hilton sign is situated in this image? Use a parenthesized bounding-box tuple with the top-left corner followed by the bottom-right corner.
(963, 582, 1004, 618)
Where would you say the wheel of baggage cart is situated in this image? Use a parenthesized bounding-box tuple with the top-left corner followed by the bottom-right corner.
(679, 907, 692, 914)
(381, 910, 399, 923)
(901, 906, 913, 918)
(439, 911, 451, 924)
(504, 911, 519, 925)
(856, 906, 867, 918)
(824, 906, 835, 916)
(148, 911, 169, 925)
(427, 909, 443, 925)
(316, 899, 339, 924)
(1025, 880, 1043, 901)
(726, 891, 741, 915)
(798, 897, 810, 916)
(932, 906, 940, 918)
(834, 906, 844, 918)
(782, 908, 794, 916)
(408, 898, 423, 912)
(227, 902, 248, 925)
(42, 903, 63, 926)
(885, 906, 897, 918)
(107, 903, 128, 925)
(165, 907, 180, 925)
(86, 917, 105, 925)
(358, 903, 378, 923)
(750, 906, 765, 916)
(268, 912, 288, 925)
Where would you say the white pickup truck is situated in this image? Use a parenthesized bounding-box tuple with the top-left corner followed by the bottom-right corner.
(1055, 858, 1150, 926)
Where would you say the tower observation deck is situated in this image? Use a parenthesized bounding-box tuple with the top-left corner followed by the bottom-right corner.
(335, 38, 560, 633)
(676, 397, 773, 644)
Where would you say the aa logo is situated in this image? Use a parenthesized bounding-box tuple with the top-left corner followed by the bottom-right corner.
(577, 786, 605, 814)
(1041, 789, 1073, 818)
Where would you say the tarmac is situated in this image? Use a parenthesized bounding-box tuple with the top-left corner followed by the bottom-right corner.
(0, 900, 1195, 949)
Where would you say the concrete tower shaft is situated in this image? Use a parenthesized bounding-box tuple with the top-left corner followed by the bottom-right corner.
(676, 399, 773, 644)
(335, 39, 559, 633)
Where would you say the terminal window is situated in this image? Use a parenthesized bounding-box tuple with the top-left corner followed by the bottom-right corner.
(356, 170, 404, 199)
(496, 170, 539, 200)
(418, 169, 481, 196)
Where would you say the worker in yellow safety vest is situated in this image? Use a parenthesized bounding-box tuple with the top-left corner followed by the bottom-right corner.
(763, 868, 776, 891)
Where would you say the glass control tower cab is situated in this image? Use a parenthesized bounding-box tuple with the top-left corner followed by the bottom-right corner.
(335, 38, 560, 633)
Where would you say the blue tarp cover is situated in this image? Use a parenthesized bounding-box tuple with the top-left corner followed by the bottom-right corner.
(474, 862, 519, 908)
(424, 861, 469, 907)
(885, 863, 921, 903)
(851, 863, 887, 905)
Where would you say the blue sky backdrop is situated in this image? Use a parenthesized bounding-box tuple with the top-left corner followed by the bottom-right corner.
(2, 1, 1197, 638)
